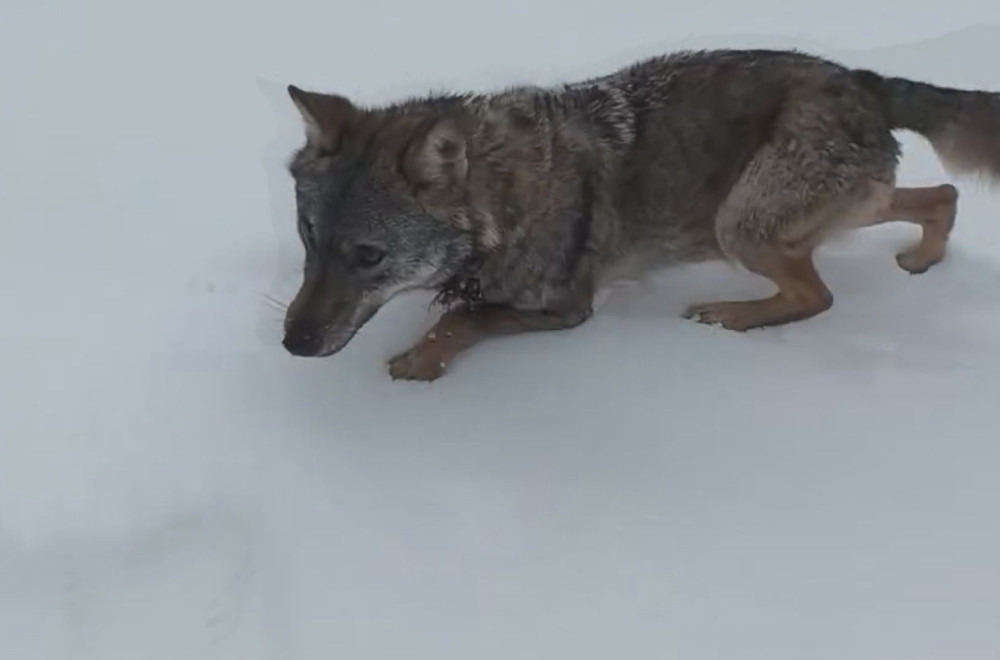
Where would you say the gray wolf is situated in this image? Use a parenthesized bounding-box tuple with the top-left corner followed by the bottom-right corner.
(279, 48, 1000, 381)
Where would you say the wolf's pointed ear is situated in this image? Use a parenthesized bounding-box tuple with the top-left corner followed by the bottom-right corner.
(407, 119, 468, 189)
(287, 85, 356, 147)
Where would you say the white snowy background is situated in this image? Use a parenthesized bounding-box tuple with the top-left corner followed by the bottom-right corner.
(3, 1, 1000, 658)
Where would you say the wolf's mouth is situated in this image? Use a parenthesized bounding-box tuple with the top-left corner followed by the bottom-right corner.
(314, 332, 355, 357)
(308, 303, 381, 357)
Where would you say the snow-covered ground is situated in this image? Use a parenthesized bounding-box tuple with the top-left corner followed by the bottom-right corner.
(3, 1, 1000, 658)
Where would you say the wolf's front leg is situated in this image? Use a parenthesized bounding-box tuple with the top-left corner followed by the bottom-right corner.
(388, 303, 592, 381)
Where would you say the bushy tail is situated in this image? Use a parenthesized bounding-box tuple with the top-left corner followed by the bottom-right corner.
(854, 69, 1000, 183)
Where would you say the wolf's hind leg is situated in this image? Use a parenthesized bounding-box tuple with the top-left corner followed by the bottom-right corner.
(862, 184, 958, 274)
(684, 249, 833, 331)
(685, 113, 900, 332)
(685, 181, 892, 331)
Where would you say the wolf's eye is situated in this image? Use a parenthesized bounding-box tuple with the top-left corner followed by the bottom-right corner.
(353, 244, 386, 268)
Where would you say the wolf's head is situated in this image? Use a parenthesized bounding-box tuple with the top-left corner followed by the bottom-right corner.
(281, 86, 476, 357)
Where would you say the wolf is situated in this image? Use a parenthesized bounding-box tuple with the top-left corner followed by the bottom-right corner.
(279, 48, 1000, 381)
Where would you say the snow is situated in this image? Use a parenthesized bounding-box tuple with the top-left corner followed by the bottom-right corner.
(3, 1, 1000, 658)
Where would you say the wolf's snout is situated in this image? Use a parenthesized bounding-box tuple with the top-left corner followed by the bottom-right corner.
(282, 327, 325, 357)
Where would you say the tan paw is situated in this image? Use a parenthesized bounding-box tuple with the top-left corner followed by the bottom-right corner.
(896, 247, 942, 275)
(387, 345, 448, 382)
(684, 301, 758, 332)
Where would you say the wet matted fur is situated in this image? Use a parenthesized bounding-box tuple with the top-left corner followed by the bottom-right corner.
(278, 48, 998, 380)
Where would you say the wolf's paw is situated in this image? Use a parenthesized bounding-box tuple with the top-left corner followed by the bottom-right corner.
(683, 301, 758, 331)
(387, 345, 448, 381)
(895, 247, 943, 275)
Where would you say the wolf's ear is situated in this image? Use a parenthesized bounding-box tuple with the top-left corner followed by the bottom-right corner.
(287, 85, 356, 147)
(407, 119, 468, 189)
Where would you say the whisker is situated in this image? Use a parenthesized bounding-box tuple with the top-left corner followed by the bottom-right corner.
(261, 293, 289, 312)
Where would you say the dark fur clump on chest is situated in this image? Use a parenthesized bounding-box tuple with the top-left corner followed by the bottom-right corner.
(433, 268, 486, 309)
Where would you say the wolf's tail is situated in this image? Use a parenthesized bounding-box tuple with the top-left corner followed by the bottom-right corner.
(854, 69, 1000, 183)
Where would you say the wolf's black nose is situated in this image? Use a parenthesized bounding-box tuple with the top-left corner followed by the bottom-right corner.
(282, 329, 323, 356)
